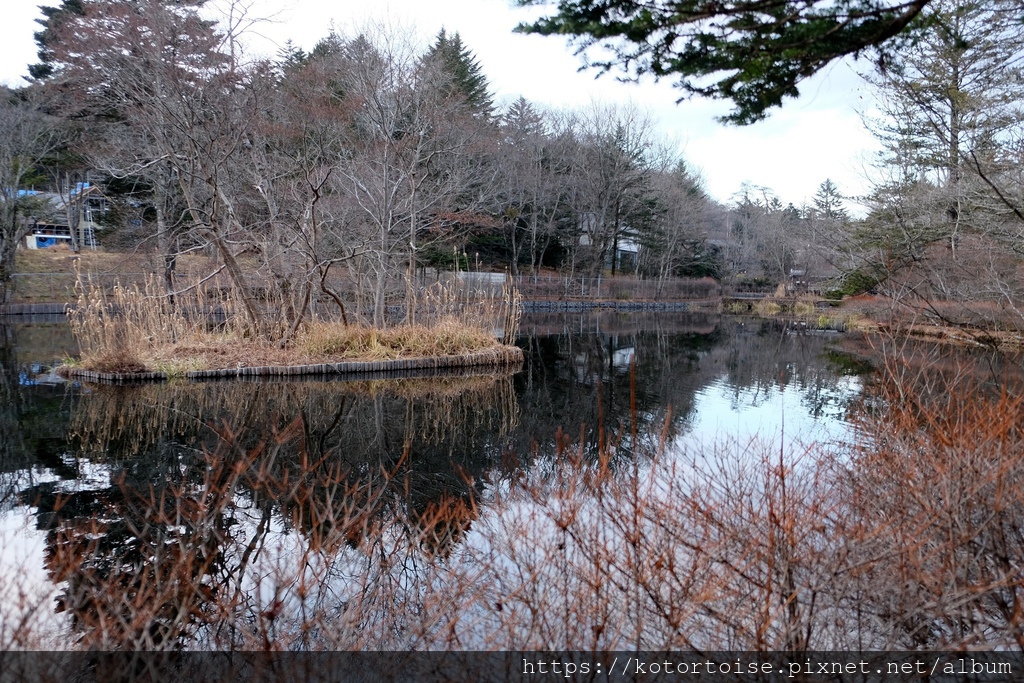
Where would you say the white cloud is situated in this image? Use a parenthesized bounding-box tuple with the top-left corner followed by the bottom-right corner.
(0, 2, 44, 88)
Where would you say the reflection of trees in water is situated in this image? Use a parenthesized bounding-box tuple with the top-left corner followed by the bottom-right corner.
(0, 325, 21, 505)
(19, 350, 1024, 652)
(511, 314, 721, 461)
(709, 319, 859, 421)
(1, 324, 81, 508)
(511, 314, 859, 460)
(22, 372, 518, 648)
(69, 375, 516, 460)
(10, 317, 1024, 652)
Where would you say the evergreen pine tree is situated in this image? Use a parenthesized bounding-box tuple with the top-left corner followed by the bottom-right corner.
(501, 97, 545, 143)
(30, 0, 213, 82)
(515, 0, 934, 124)
(813, 179, 848, 221)
(422, 29, 494, 118)
(276, 40, 308, 75)
(29, 0, 86, 81)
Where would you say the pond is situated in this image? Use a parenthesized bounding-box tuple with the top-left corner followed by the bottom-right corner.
(13, 311, 1022, 655)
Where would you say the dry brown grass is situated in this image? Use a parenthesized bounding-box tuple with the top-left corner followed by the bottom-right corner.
(297, 318, 497, 360)
(751, 299, 782, 316)
(68, 270, 246, 374)
(416, 276, 522, 343)
(67, 272, 520, 374)
(815, 293, 1024, 350)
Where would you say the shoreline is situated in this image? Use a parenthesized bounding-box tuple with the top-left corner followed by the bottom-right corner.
(0, 299, 722, 317)
(61, 345, 524, 384)
(9, 298, 1023, 360)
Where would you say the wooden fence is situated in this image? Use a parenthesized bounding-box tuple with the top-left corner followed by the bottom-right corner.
(511, 275, 722, 301)
(6, 271, 736, 319)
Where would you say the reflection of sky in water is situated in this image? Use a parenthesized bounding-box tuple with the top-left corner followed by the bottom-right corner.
(611, 346, 635, 370)
(0, 506, 68, 645)
(0, 319, 869, 645)
(679, 373, 860, 452)
(0, 459, 114, 644)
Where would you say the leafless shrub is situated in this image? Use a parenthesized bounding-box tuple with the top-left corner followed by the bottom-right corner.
(836, 351, 1024, 648)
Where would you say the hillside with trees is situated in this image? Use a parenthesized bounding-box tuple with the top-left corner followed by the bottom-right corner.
(4, 1, 729, 330)
(1, 0, 1022, 338)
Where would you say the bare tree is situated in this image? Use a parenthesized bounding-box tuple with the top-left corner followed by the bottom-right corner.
(853, 0, 1024, 325)
(46, 0, 281, 333)
(495, 97, 573, 276)
(303, 31, 496, 326)
(0, 87, 62, 305)
(641, 158, 717, 283)
(567, 103, 658, 278)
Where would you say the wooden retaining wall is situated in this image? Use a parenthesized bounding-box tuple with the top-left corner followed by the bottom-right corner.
(66, 345, 524, 385)
(521, 300, 719, 313)
(0, 303, 70, 316)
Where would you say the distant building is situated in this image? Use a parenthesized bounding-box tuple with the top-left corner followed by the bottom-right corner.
(578, 212, 641, 273)
(23, 182, 106, 250)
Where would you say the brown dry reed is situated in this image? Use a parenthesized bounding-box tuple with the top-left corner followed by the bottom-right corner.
(68, 270, 246, 373)
(67, 271, 523, 373)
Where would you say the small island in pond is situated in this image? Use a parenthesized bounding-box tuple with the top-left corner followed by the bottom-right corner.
(59, 275, 523, 383)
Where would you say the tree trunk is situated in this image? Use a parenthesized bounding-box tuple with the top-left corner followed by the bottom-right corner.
(373, 258, 388, 328)
(0, 214, 19, 305)
(155, 200, 177, 307)
(205, 186, 264, 335)
(610, 197, 621, 277)
(63, 174, 80, 254)
(0, 258, 13, 306)
(210, 232, 262, 334)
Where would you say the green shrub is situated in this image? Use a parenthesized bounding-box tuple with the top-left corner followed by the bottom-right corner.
(824, 269, 881, 299)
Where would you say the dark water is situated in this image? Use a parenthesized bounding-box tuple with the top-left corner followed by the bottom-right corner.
(0, 312, 864, 647)
(2, 311, 860, 472)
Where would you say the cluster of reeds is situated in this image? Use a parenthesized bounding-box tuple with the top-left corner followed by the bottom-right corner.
(791, 297, 819, 316)
(295, 275, 521, 362)
(296, 318, 498, 360)
(416, 275, 522, 344)
(67, 271, 243, 373)
(66, 269, 523, 373)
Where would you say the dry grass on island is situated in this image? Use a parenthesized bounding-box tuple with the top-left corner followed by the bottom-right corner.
(74, 321, 507, 376)
(63, 275, 521, 377)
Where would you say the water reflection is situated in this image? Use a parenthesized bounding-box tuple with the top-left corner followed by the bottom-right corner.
(513, 314, 860, 461)
(0, 314, 866, 650)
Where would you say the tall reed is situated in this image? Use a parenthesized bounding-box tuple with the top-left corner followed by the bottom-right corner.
(67, 269, 523, 372)
(68, 271, 243, 372)
(418, 275, 523, 344)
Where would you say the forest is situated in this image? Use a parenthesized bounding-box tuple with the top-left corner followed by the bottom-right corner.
(1, 0, 1023, 339)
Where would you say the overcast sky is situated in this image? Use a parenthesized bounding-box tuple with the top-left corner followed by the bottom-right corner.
(0, 0, 881, 211)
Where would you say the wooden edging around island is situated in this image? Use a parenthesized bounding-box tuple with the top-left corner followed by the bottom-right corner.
(66, 345, 525, 384)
